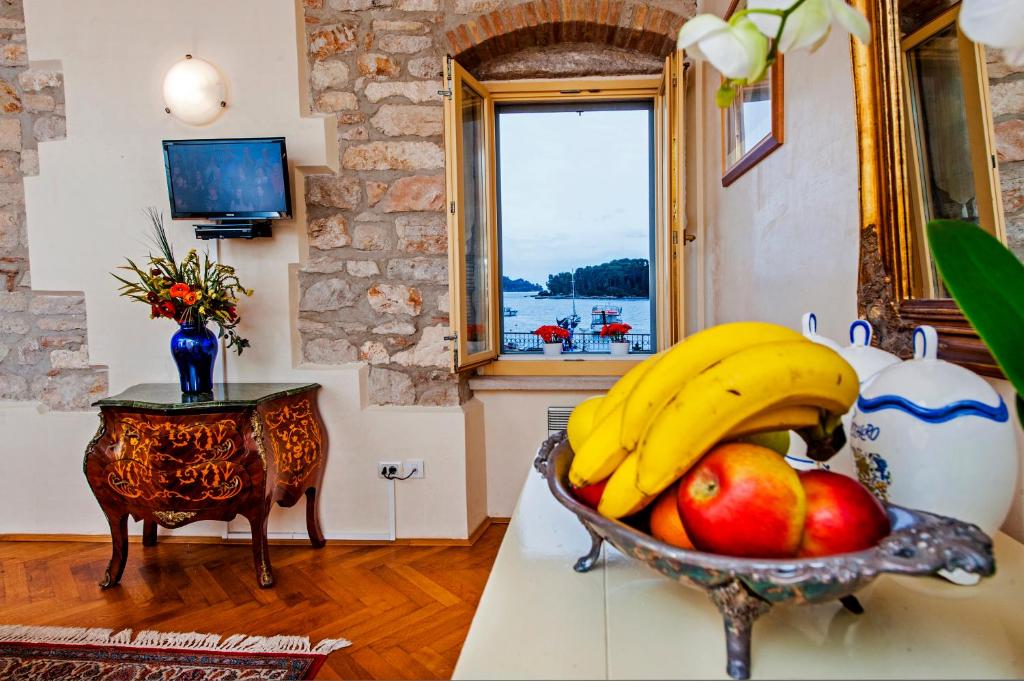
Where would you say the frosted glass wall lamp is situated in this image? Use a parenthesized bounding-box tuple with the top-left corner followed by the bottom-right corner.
(162, 54, 227, 125)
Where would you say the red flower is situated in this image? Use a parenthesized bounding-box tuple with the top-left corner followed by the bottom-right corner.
(534, 325, 570, 343)
(146, 292, 159, 304)
(600, 323, 632, 340)
(169, 283, 190, 299)
(159, 301, 177, 319)
(182, 291, 198, 305)
(226, 306, 238, 321)
(150, 304, 161, 318)
(150, 268, 162, 277)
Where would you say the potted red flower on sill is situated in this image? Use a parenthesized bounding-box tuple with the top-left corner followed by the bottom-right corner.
(600, 322, 632, 356)
(534, 325, 570, 357)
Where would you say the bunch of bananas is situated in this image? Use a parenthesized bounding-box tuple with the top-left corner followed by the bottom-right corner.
(566, 321, 859, 520)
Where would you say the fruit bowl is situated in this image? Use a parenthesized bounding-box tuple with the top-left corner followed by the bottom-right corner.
(535, 433, 995, 680)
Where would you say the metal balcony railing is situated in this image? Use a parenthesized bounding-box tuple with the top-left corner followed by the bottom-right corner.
(502, 332, 653, 354)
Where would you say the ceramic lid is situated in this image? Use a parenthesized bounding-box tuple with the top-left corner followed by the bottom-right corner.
(801, 312, 841, 351)
(859, 326, 1006, 414)
(837, 320, 902, 385)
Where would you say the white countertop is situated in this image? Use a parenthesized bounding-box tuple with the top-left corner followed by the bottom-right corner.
(455, 469, 1024, 679)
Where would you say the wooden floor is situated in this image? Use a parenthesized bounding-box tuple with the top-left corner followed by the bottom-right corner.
(0, 525, 506, 679)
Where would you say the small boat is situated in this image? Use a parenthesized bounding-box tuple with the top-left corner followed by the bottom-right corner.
(503, 306, 518, 317)
(590, 305, 624, 332)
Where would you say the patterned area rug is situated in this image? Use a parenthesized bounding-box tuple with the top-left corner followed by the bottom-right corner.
(0, 625, 351, 680)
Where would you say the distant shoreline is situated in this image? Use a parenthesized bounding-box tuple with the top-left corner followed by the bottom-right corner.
(506, 294, 650, 301)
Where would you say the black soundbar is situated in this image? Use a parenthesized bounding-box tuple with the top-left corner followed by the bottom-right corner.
(193, 220, 272, 240)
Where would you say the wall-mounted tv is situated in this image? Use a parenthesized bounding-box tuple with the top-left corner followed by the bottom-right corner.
(162, 137, 292, 220)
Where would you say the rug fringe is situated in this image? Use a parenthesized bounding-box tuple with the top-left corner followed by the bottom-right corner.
(0, 625, 351, 655)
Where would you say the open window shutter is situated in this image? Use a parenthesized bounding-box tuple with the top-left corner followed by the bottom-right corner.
(657, 51, 687, 347)
(443, 57, 500, 372)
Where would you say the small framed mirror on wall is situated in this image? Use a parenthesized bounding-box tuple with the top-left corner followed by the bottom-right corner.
(721, 0, 785, 187)
(853, 0, 1013, 377)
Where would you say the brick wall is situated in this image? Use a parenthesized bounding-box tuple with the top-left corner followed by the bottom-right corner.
(0, 0, 106, 410)
(989, 51, 1024, 260)
(298, 0, 694, 406)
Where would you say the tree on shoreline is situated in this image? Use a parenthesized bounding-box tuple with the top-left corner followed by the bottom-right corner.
(540, 259, 650, 298)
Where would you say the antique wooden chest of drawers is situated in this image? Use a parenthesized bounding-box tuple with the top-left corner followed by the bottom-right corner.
(84, 383, 327, 588)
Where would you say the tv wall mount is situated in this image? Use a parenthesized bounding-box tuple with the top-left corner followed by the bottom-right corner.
(193, 219, 272, 240)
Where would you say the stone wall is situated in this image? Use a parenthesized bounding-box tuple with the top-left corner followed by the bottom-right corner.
(989, 51, 1024, 260)
(298, 0, 693, 406)
(0, 0, 106, 410)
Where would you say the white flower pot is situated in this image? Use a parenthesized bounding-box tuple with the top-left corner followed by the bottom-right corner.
(543, 342, 562, 357)
(609, 341, 630, 356)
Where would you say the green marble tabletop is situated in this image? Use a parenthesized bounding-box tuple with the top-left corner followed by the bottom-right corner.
(94, 383, 320, 411)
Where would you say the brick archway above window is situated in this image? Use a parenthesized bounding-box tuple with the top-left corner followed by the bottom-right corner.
(445, 0, 691, 75)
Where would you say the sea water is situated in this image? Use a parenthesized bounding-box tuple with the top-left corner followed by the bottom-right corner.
(500, 291, 653, 335)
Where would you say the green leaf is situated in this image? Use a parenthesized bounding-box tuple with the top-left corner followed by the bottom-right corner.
(926, 220, 1024, 398)
(716, 83, 737, 108)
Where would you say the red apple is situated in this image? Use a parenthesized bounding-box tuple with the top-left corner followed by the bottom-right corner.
(572, 478, 608, 509)
(798, 470, 890, 557)
(678, 442, 806, 558)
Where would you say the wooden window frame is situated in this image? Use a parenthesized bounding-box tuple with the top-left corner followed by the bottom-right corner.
(852, 0, 1006, 378)
(445, 64, 687, 378)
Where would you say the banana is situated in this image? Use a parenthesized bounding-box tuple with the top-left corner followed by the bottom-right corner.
(592, 352, 664, 423)
(566, 396, 604, 452)
(569, 402, 628, 488)
(619, 322, 806, 452)
(571, 402, 820, 489)
(635, 341, 858, 497)
(597, 451, 657, 519)
(727, 404, 821, 437)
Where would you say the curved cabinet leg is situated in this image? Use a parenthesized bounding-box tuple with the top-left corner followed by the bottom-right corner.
(246, 507, 275, 589)
(100, 509, 129, 589)
(142, 519, 158, 547)
(573, 524, 604, 573)
(305, 487, 326, 549)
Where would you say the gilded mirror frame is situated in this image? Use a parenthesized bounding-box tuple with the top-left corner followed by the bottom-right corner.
(851, 0, 1003, 377)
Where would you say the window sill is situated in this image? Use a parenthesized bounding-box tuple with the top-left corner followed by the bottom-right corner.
(469, 375, 618, 392)
(475, 356, 648, 377)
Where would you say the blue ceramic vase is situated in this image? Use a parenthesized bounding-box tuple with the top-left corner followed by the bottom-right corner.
(170, 320, 218, 394)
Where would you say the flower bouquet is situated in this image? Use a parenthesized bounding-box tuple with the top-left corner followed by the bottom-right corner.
(534, 324, 570, 357)
(112, 209, 253, 393)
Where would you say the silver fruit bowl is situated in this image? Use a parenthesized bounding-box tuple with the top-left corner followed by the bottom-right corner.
(535, 433, 995, 680)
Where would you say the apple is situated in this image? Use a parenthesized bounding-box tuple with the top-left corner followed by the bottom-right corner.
(649, 484, 693, 549)
(678, 442, 806, 558)
(572, 478, 608, 509)
(798, 470, 890, 557)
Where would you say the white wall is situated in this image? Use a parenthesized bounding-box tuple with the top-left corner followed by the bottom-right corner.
(690, 0, 860, 342)
(1, 0, 479, 540)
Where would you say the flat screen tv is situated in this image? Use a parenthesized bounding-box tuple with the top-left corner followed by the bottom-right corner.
(162, 137, 292, 220)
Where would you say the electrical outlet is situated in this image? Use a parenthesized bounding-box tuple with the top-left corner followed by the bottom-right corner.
(403, 459, 424, 479)
(378, 461, 401, 479)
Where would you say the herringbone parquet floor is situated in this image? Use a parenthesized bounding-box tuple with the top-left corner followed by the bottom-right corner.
(0, 524, 506, 679)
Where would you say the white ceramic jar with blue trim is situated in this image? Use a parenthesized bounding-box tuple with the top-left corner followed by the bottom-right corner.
(825, 320, 903, 477)
(849, 325, 1018, 537)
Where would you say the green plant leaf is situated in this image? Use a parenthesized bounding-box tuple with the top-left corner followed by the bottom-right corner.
(926, 219, 1024, 399)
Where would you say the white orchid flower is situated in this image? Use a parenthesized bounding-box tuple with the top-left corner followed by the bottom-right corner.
(959, 0, 1024, 66)
(747, 0, 870, 53)
(677, 14, 769, 82)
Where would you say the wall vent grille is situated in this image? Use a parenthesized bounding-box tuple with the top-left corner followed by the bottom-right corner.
(547, 406, 573, 435)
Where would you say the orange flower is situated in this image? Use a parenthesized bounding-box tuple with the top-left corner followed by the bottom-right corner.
(169, 283, 190, 299)
(182, 291, 198, 305)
